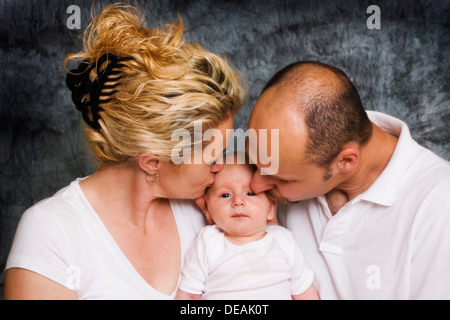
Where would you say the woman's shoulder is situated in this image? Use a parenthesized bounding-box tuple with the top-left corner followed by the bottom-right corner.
(19, 178, 92, 233)
(5, 179, 94, 289)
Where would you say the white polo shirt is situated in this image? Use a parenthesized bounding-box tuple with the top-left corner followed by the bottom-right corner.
(279, 111, 450, 300)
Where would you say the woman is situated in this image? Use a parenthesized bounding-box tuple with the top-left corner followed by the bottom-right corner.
(4, 4, 244, 299)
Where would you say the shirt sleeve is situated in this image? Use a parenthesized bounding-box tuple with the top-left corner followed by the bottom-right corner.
(177, 227, 212, 295)
(5, 206, 75, 289)
(410, 183, 450, 299)
(271, 226, 314, 295)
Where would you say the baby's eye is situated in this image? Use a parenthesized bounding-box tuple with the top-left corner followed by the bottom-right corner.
(220, 193, 231, 198)
(246, 192, 256, 196)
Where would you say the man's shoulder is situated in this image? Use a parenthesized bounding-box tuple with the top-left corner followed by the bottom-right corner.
(408, 146, 450, 189)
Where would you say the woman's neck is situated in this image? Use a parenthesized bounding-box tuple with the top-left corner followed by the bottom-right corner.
(80, 165, 164, 233)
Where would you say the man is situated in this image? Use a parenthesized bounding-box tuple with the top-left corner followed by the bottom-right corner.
(248, 61, 450, 299)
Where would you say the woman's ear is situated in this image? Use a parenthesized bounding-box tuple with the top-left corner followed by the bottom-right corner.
(138, 153, 160, 175)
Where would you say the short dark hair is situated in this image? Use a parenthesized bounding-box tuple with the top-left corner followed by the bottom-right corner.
(262, 61, 373, 167)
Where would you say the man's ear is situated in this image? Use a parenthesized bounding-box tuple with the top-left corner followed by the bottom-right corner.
(138, 153, 160, 175)
(336, 142, 360, 173)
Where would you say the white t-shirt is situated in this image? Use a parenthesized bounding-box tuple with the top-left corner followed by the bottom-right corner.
(178, 224, 314, 300)
(5, 178, 206, 300)
(279, 111, 450, 300)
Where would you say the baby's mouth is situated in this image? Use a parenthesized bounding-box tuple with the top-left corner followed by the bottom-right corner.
(231, 213, 249, 218)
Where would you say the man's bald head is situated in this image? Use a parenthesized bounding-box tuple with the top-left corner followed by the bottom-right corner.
(263, 61, 347, 93)
(260, 61, 372, 166)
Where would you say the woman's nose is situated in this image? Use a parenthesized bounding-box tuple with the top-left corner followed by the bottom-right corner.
(210, 162, 224, 173)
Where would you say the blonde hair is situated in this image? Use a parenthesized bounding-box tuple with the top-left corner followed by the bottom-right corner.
(64, 3, 244, 167)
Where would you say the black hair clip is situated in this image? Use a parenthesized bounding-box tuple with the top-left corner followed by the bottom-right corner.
(66, 53, 131, 130)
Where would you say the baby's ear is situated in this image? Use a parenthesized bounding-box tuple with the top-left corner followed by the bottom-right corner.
(267, 200, 278, 225)
(195, 195, 214, 225)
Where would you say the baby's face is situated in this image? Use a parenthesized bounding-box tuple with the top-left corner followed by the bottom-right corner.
(205, 164, 273, 238)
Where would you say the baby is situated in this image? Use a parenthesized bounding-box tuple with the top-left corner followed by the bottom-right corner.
(175, 154, 319, 300)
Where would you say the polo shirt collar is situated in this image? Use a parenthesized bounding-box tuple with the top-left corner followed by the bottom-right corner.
(359, 111, 421, 207)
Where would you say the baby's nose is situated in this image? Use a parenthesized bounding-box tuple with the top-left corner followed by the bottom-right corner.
(232, 196, 245, 207)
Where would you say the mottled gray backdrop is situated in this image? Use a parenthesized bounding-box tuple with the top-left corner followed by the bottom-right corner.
(1, 0, 449, 297)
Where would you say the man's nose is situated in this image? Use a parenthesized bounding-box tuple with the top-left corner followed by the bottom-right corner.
(251, 170, 275, 194)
